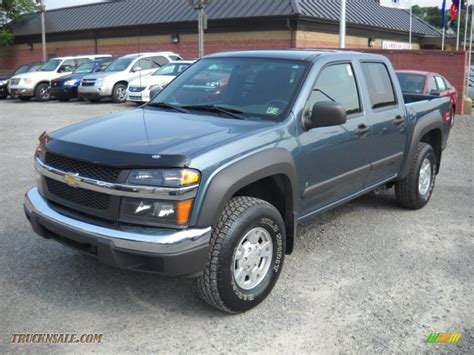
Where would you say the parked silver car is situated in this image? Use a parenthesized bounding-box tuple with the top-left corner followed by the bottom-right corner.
(79, 52, 182, 103)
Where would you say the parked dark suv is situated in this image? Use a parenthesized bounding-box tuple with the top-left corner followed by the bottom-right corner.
(49, 58, 115, 101)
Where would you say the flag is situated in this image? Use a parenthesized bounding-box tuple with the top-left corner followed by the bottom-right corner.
(450, 0, 460, 21)
(379, 0, 411, 9)
(441, 0, 447, 28)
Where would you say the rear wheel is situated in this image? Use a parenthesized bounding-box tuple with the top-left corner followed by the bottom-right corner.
(395, 142, 436, 210)
(196, 196, 286, 314)
(35, 83, 50, 101)
(112, 83, 127, 103)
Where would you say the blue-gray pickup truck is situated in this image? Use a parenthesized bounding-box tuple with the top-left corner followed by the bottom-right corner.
(24, 50, 452, 313)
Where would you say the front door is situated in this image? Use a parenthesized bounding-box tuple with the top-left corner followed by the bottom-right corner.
(297, 62, 372, 216)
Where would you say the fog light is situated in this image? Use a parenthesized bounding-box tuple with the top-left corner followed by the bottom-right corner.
(119, 198, 193, 227)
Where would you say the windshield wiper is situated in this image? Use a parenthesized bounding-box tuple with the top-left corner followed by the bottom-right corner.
(313, 88, 335, 102)
(147, 102, 189, 113)
(182, 105, 246, 120)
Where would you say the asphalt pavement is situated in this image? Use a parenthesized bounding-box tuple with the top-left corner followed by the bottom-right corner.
(0, 100, 472, 353)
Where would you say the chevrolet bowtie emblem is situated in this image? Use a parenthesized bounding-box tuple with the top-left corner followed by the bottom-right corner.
(63, 174, 81, 187)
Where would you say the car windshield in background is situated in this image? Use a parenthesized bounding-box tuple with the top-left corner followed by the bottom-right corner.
(75, 62, 96, 74)
(150, 58, 308, 120)
(39, 59, 61, 72)
(154, 63, 191, 76)
(397, 73, 426, 94)
(14, 65, 31, 75)
(105, 58, 134, 72)
(29, 64, 42, 72)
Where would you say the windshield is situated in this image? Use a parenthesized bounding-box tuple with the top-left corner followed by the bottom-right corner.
(153, 63, 191, 76)
(39, 59, 61, 72)
(150, 58, 308, 120)
(105, 57, 134, 72)
(74, 62, 96, 74)
(14, 64, 31, 75)
(28, 64, 42, 72)
(396, 73, 426, 94)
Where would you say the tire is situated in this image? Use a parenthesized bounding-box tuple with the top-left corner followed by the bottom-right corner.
(19, 97, 31, 101)
(112, 83, 127, 103)
(395, 142, 437, 210)
(34, 83, 50, 101)
(196, 196, 286, 314)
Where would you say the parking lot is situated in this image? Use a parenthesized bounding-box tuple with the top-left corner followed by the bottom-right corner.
(0, 100, 472, 353)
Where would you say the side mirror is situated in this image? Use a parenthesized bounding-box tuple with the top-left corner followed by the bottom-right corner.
(429, 89, 441, 96)
(303, 101, 347, 130)
(132, 66, 142, 73)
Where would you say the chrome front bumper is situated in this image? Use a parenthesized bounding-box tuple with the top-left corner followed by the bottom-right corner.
(24, 187, 211, 275)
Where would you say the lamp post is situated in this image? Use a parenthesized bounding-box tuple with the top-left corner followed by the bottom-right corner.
(188, 0, 213, 58)
(339, 0, 346, 48)
(35, 0, 46, 62)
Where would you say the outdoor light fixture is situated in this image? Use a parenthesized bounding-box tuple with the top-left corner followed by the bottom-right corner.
(27, 43, 33, 50)
(368, 36, 376, 48)
(172, 34, 180, 44)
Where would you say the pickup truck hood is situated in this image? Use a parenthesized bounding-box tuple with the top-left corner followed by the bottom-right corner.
(47, 108, 273, 168)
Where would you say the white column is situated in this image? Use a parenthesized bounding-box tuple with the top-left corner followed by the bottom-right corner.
(339, 0, 347, 48)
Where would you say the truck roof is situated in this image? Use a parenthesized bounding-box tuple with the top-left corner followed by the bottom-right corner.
(206, 49, 387, 63)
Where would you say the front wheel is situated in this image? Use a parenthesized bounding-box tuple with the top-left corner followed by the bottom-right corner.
(112, 83, 127, 103)
(196, 196, 286, 314)
(35, 83, 50, 101)
(395, 142, 437, 210)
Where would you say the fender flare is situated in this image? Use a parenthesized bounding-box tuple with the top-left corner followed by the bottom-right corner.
(400, 111, 444, 179)
(195, 148, 298, 253)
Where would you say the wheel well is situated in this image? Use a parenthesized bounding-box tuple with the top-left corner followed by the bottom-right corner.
(232, 175, 296, 254)
(420, 129, 442, 173)
(114, 81, 128, 89)
(35, 81, 50, 91)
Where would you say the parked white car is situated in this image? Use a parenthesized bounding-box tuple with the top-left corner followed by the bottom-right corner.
(79, 52, 182, 103)
(126, 60, 195, 103)
(9, 55, 111, 101)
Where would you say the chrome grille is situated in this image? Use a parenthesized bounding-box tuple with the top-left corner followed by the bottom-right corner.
(10, 78, 21, 86)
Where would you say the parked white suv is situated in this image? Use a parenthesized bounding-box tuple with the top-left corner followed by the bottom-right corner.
(9, 55, 111, 101)
(79, 52, 182, 103)
(126, 60, 195, 103)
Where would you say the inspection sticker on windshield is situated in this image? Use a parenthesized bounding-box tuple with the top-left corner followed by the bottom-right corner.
(266, 107, 280, 115)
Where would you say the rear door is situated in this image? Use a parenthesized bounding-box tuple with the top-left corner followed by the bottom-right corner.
(297, 61, 372, 214)
(360, 61, 407, 185)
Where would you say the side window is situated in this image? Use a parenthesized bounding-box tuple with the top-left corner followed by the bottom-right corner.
(58, 59, 76, 73)
(307, 63, 361, 115)
(361, 62, 397, 109)
(152, 56, 169, 67)
(76, 58, 90, 66)
(170, 55, 181, 61)
(427, 77, 438, 93)
(133, 58, 152, 71)
(435, 76, 446, 91)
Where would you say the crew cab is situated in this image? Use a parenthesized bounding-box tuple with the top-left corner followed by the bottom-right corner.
(78, 52, 182, 103)
(24, 50, 452, 314)
(9, 55, 111, 101)
(126, 60, 195, 104)
(49, 57, 116, 101)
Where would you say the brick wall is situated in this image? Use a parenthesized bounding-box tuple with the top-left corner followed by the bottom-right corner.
(358, 49, 467, 114)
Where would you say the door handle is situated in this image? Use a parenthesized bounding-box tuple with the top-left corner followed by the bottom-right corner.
(393, 115, 405, 126)
(355, 124, 370, 136)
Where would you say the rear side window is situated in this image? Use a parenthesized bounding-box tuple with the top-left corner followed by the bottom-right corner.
(427, 77, 438, 93)
(361, 62, 397, 109)
(152, 56, 169, 67)
(307, 63, 361, 115)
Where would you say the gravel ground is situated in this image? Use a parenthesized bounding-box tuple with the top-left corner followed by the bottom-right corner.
(0, 100, 472, 354)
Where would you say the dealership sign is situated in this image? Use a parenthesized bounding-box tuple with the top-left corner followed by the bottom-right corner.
(382, 40, 412, 50)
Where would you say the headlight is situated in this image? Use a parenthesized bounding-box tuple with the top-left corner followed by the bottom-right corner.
(64, 79, 80, 86)
(119, 198, 193, 227)
(95, 78, 104, 86)
(0, 80, 7, 85)
(126, 169, 200, 187)
(22, 78, 33, 85)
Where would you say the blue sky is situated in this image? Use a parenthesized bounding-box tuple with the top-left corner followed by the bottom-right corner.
(44, 0, 445, 10)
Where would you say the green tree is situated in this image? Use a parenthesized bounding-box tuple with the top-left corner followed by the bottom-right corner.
(0, 0, 35, 47)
